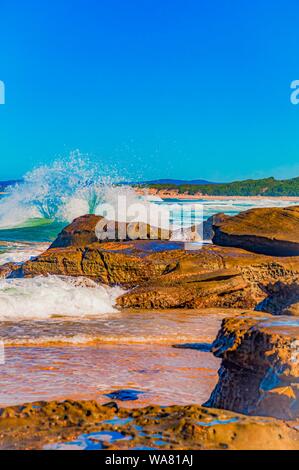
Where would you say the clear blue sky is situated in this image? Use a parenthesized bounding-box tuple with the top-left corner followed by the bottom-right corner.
(0, 0, 299, 181)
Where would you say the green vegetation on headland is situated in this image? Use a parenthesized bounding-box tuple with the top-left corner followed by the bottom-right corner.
(142, 176, 299, 197)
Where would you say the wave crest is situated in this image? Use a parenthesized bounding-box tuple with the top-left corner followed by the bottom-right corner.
(0, 152, 122, 228)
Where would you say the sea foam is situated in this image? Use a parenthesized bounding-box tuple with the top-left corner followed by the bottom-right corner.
(0, 276, 124, 320)
(0, 242, 49, 265)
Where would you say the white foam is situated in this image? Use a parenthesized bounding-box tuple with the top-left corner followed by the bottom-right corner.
(0, 276, 124, 320)
(0, 243, 49, 265)
(0, 152, 118, 229)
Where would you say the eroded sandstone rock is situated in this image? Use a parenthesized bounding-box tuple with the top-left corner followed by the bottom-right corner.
(0, 262, 21, 279)
(212, 205, 299, 256)
(0, 399, 298, 450)
(50, 214, 174, 248)
(117, 269, 257, 309)
(205, 315, 299, 420)
(256, 281, 299, 316)
(9, 215, 299, 309)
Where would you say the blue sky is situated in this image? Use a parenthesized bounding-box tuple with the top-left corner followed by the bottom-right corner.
(0, 0, 299, 181)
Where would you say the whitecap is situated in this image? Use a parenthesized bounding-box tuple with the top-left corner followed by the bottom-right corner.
(0, 275, 124, 320)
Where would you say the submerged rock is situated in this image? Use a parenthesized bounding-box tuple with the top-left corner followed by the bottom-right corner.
(212, 205, 299, 256)
(104, 389, 144, 401)
(204, 315, 299, 420)
(0, 399, 298, 450)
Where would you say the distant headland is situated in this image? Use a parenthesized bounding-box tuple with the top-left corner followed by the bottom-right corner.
(136, 176, 299, 198)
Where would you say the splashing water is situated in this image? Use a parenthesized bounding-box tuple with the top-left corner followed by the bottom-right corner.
(0, 152, 124, 229)
(0, 152, 180, 238)
(0, 276, 124, 320)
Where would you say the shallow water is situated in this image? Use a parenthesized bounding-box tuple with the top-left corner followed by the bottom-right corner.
(0, 241, 49, 265)
(0, 310, 232, 408)
(0, 344, 219, 408)
(0, 309, 230, 345)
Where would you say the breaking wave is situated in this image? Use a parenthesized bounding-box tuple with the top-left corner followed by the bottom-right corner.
(0, 152, 127, 229)
(0, 152, 176, 233)
(0, 276, 124, 320)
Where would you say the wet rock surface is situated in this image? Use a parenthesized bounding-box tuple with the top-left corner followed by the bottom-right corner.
(0, 262, 20, 279)
(256, 281, 299, 316)
(212, 205, 299, 256)
(205, 315, 299, 420)
(0, 399, 298, 450)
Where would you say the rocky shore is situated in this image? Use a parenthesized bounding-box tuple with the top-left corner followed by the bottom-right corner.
(1, 206, 299, 449)
(205, 314, 299, 420)
(1, 400, 298, 450)
(3, 209, 297, 313)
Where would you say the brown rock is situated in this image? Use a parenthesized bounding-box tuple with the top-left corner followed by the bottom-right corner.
(18, 218, 299, 308)
(256, 281, 299, 316)
(0, 262, 21, 279)
(116, 245, 299, 309)
(201, 213, 229, 240)
(0, 399, 298, 450)
(204, 314, 299, 420)
(50, 214, 174, 249)
(117, 269, 257, 309)
(22, 241, 185, 287)
(11, 215, 298, 309)
(212, 205, 299, 256)
(50, 214, 101, 248)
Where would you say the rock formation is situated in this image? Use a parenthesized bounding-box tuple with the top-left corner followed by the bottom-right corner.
(256, 281, 299, 316)
(50, 214, 174, 248)
(5, 214, 295, 309)
(204, 314, 299, 420)
(212, 205, 299, 256)
(1, 399, 298, 450)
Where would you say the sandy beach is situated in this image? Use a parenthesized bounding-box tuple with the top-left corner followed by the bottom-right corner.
(136, 188, 299, 201)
